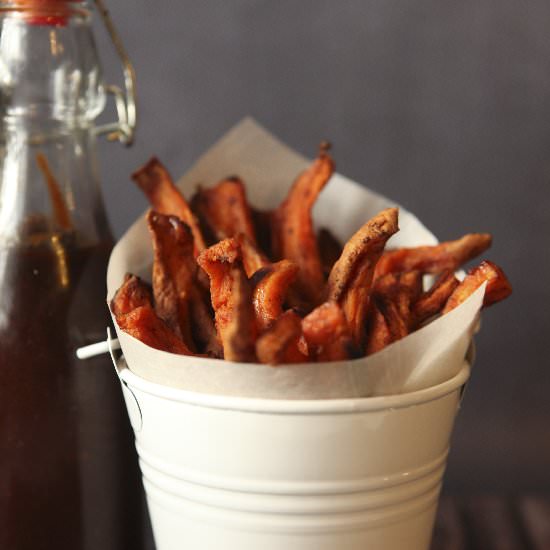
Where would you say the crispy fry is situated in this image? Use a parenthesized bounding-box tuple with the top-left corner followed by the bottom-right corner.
(374, 233, 492, 278)
(147, 211, 196, 349)
(197, 239, 256, 362)
(318, 227, 343, 279)
(237, 233, 270, 278)
(412, 270, 459, 325)
(373, 270, 422, 329)
(132, 157, 206, 255)
(377, 296, 408, 342)
(192, 177, 257, 244)
(328, 208, 399, 349)
(116, 304, 194, 355)
(302, 302, 356, 361)
(365, 301, 392, 355)
(256, 310, 307, 365)
(250, 259, 299, 332)
(442, 260, 512, 314)
(110, 273, 153, 318)
(272, 143, 335, 305)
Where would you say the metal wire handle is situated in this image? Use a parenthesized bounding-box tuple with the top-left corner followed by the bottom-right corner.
(93, 0, 137, 146)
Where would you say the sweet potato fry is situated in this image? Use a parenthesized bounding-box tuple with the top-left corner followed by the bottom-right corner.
(147, 211, 221, 356)
(327, 208, 399, 349)
(132, 157, 206, 255)
(110, 273, 153, 318)
(272, 143, 335, 305)
(256, 310, 307, 365)
(147, 211, 196, 349)
(373, 270, 423, 329)
(374, 233, 492, 278)
(318, 227, 343, 279)
(192, 177, 257, 244)
(197, 239, 256, 362)
(365, 301, 392, 355)
(377, 296, 408, 341)
(302, 302, 356, 361)
(442, 260, 512, 314)
(412, 270, 459, 325)
(250, 259, 299, 332)
(116, 304, 194, 355)
(237, 233, 270, 278)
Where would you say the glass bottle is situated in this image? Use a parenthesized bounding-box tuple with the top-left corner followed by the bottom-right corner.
(0, 1, 147, 548)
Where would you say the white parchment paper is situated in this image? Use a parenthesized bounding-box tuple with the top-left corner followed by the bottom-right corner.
(107, 118, 483, 399)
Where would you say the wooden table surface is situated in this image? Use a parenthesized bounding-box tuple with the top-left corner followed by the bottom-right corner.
(431, 495, 550, 550)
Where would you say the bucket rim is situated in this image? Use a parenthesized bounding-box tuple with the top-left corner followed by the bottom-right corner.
(118, 361, 470, 415)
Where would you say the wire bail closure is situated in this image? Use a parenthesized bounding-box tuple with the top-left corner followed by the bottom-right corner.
(93, 0, 137, 146)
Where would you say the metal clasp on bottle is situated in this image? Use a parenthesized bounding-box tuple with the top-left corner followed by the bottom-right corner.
(93, 0, 137, 146)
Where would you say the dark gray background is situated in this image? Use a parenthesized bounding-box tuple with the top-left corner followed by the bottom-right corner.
(94, 1, 549, 492)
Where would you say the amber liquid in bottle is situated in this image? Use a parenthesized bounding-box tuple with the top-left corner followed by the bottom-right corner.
(0, 225, 147, 550)
(0, 3, 149, 547)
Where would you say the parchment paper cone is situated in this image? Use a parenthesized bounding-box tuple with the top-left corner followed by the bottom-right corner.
(107, 118, 483, 399)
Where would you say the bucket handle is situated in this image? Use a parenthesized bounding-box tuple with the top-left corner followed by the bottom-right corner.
(107, 328, 143, 432)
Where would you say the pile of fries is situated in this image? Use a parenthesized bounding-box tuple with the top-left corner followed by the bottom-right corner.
(111, 146, 512, 365)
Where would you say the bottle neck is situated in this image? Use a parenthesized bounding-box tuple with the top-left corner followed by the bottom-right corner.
(0, 3, 112, 247)
(0, 2, 105, 126)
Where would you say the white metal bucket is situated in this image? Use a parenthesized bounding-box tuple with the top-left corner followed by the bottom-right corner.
(111, 344, 470, 550)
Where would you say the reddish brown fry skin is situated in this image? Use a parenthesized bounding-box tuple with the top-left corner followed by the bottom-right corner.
(116, 305, 194, 355)
(365, 302, 393, 355)
(110, 273, 153, 318)
(377, 297, 409, 342)
(251, 260, 299, 332)
(272, 145, 335, 306)
(302, 302, 355, 362)
(374, 233, 492, 278)
(412, 270, 459, 326)
(237, 233, 270, 278)
(147, 211, 196, 350)
(132, 157, 206, 255)
(327, 208, 399, 350)
(442, 260, 512, 314)
(256, 311, 307, 365)
(192, 178, 257, 244)
(197, 239, 256, 362)
(373, 270, 422, 329)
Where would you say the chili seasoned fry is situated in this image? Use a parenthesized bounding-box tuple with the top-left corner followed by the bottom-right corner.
(328, 208, 399, 349)
(132, 157, 206, 255)
(272, 143, 334, 305)
(237, 233, 270, 278)
(148, 210, 196, 349)
(197, 239, 256, 362)
(373, 270, 422, 329)
(250, 259, 299, 332)
(256, 310, 307, 365)
(412, 270, 459, 325)
(374, 233, 492, 278)
(116, 304, 194, 355)
(377, 296, 408, 342)
(302, 302, 355, 361)
(110, 273, 153, 318)
(442, 260, 512, 314)
(365, 301, 393, 355)
(192, 177, 257, 244)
